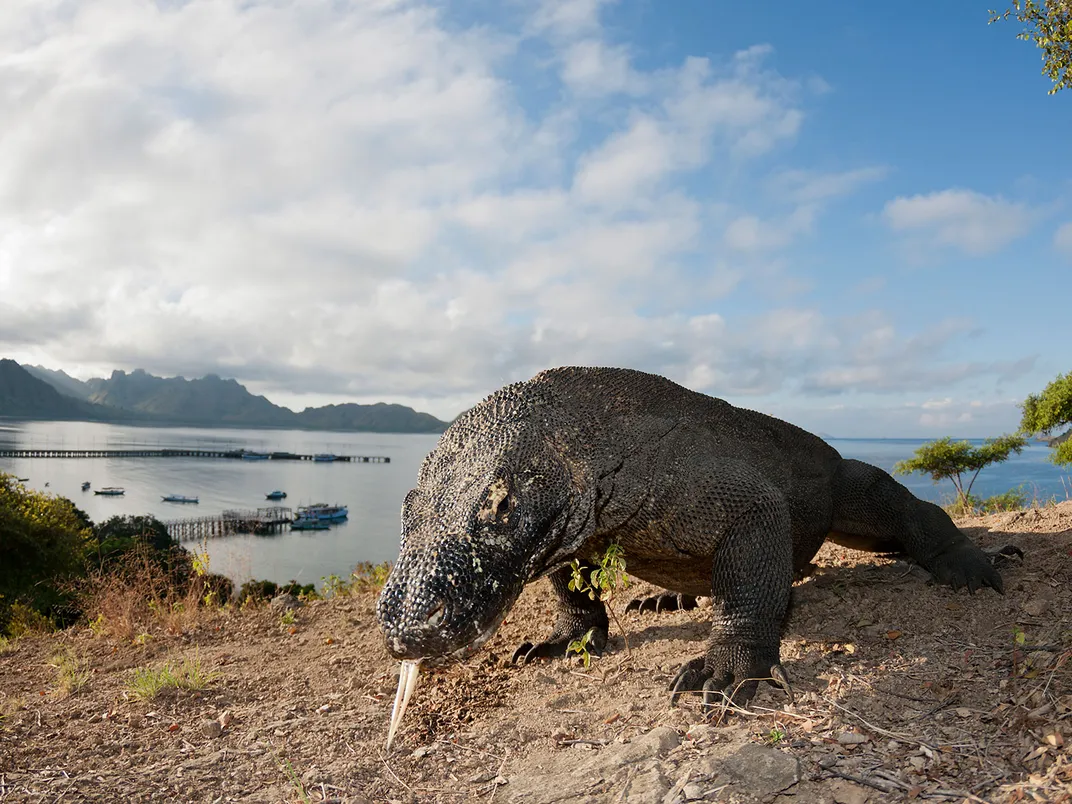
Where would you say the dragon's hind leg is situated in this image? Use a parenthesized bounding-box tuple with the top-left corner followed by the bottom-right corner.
(829, 458, 1003, 593)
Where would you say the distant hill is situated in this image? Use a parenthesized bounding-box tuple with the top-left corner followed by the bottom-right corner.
(23, 365, 92, 400)
(7, 361, 450, 434)
(0, 360, 117, 421)
(296, 402, 447, 434)
(86, 370, 297, 427)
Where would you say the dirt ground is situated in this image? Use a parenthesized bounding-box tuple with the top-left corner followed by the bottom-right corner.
(1, 502, 1070, 803)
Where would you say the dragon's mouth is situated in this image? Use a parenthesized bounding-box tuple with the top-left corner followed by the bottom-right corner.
(383, 603, 515, 750)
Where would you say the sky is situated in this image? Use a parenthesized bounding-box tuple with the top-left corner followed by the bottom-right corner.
(1, 0, 1069, 437)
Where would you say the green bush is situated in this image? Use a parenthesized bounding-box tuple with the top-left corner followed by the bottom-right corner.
(0, 474, 93, 633)
(981, 488, 1029, 513)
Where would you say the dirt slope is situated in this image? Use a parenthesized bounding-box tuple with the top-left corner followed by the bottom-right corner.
(2, 503, 1071, 803)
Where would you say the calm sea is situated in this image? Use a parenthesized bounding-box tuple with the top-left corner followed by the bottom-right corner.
(2, 421, 1068, 587)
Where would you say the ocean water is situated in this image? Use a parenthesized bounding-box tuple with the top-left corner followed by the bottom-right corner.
(1, 420, 1068, 587)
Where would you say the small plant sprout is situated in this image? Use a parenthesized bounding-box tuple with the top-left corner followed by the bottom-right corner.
(279, 608, 296, 626)
(566, 542, 631, 665)
(567, 629, 597, 669)
(126, 653, 219, 700)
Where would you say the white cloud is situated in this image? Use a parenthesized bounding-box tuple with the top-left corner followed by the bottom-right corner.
(771, 166, 888, 204)
(882, 189, 1032, 255)
(1055, 221, 1072, 255)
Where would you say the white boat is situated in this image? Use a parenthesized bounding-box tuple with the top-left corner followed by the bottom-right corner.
(94, 487, 125, 496)
(162, 494, 199, 503)
(296, 503, 348, 522)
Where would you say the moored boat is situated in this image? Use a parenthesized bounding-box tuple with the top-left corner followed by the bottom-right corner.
(313, 453, 336, 462)
(296, 503, 348, 522)
(94, 487, 125, 496)
(241, 451, 270, 461)
(291, 519, 330, 531)
(162, 494, 199, 503)
(265, 490, 287, 500)
(81, 481, 91, 491)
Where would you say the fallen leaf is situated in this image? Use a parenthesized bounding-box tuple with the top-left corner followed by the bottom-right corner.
(886, 630, 902, 640)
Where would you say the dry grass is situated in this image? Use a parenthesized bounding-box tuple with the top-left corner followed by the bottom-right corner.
(48, 647, 90, 700)
(80, 546, 223, 642)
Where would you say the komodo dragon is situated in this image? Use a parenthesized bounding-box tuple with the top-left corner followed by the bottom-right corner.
(376, 366, 1003, 716)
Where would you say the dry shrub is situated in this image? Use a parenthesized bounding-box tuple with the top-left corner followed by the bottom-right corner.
(81, 545, 222, 641)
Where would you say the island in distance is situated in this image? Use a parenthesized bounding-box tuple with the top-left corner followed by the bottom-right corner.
(0, 359, 448, 434)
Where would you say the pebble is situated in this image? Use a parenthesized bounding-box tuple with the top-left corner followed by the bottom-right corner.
(201, 720, 223, 739)
(682, 782, 704, 800)
(837, 731, 869, 745)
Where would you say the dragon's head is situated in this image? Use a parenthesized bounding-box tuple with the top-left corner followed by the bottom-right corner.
(376, 389, 585, 664)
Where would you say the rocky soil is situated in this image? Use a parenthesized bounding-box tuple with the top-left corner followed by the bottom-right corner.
(2, 502, 1071, 803)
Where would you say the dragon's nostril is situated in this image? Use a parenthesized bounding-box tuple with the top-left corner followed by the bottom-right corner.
(426, 603, 445, 628)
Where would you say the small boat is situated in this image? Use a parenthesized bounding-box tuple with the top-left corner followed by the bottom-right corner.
(265, 490, 287, 500)
(15, 477, 28, 482)
(313, 453, 336, 462)
(94, 487, 125, 496)
(296, 503, 348, 522)
(162, 494, 199, 503)
(81, 481, 91, 491)
(291, 519, 330, 531)
(241, 451, 270, 461)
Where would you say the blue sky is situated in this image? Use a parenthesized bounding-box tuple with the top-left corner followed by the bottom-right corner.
(0, 0, 1068, 436)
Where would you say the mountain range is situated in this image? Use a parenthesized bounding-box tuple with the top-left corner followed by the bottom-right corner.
(1, 360, 449, 434)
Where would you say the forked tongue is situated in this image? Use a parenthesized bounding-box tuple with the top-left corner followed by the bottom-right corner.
(385, 658, 421, 751)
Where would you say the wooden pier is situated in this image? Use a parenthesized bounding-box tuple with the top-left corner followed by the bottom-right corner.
(165, 507, 294, 542)
(0, 447, 388, 463)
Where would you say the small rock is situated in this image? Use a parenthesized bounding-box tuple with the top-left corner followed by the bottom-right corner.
(830, 779, 870, 804)
(837, 732, 869, 745)
(411, 745, 435, 758)
(127, 714, 143, 729)
(682, 782, 704, 800)
(1022, 598, 1051, 617)
(685, 723, 717, 743)
(201, 720, 224, 739)
(218, 710, 233, 728)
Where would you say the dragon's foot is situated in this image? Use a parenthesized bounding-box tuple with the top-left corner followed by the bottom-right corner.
(669, 646, 792, 714)
(928, 542, 1005, 594)
(625, 592, 699, 614)
(511, 624, 608, 665)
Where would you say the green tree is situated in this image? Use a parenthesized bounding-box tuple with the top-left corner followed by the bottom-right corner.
(1019, 371, 1072, 465)
(990, 1, 1072, 94)
(893, 434, 1028, 510)
(0, 474, 93, 631)
(91, 514, 174, 567)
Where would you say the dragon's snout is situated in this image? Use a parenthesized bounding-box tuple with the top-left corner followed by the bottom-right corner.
(376, 582, 459, 660)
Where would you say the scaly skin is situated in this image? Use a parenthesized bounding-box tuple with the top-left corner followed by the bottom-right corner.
(376, 367, 1003, 711)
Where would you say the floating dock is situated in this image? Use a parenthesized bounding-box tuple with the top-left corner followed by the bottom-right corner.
(0, 448, 388, 463)
(164, 507, 295, 542)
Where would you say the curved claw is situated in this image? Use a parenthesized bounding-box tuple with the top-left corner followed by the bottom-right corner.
(627, 593, 699, 614)
(511, 628, 608, 666)
(669, 655, 793, 713)
(929, 544, 1005, 595)
(669, 657, 708, 706)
